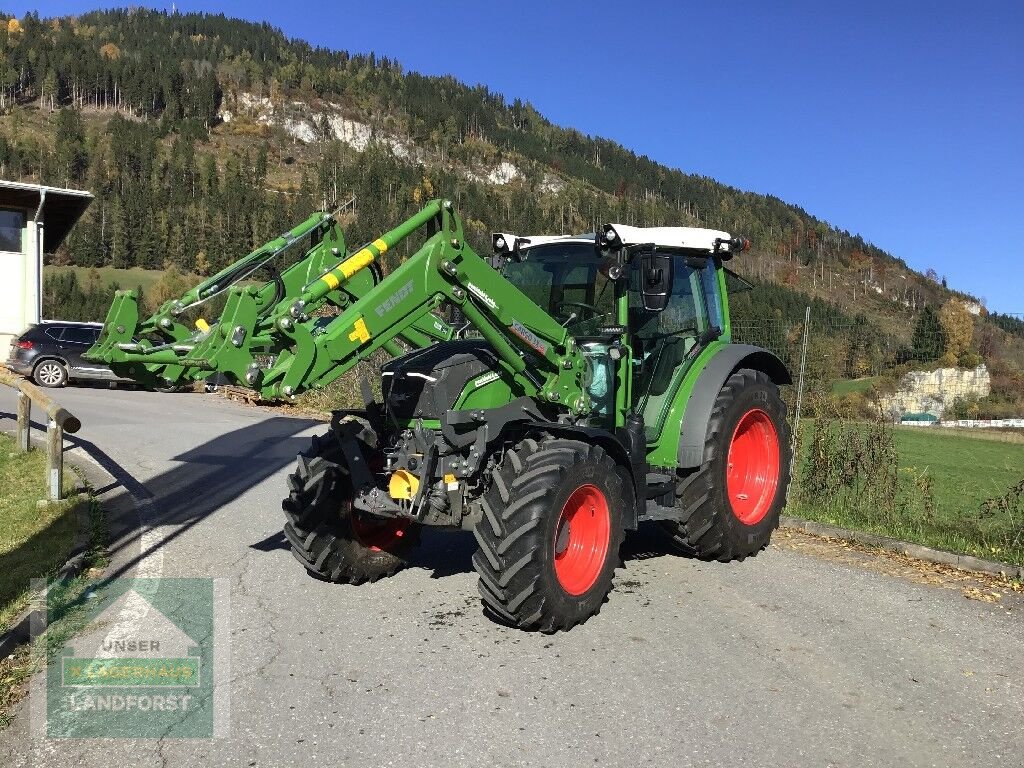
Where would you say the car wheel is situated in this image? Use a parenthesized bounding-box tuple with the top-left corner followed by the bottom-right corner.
(33, 360, 68, 388)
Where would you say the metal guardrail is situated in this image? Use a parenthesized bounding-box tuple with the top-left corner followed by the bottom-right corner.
(0, 367, 81, 502)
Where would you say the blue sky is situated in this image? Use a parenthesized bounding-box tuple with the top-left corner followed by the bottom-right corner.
(15, 1, 1024, 312)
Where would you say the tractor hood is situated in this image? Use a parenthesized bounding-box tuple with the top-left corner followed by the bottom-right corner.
(381, 339, 502, 422)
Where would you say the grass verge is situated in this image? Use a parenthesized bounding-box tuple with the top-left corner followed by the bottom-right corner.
(0, 432, 107, 728)
(0, 560, 107, 729)
(0, 434, 82, 629)
(790, 417, 1024, 567)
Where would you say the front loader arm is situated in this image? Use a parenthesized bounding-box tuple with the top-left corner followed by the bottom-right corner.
(87, 208, 452, 390)
(89, 199, 592, 415)
(264, 200, 591, 411)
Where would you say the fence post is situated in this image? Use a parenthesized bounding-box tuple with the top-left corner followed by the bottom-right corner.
(17, 390, 30, 453)
(46, 417, 63, 502)
(792, 305, 812, 456)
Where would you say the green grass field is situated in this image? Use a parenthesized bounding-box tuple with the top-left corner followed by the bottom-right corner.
(792, 419, 1024, 566)
(831, 376, 881, 396)
(45, 265, 166, 295)
(892, 426, 1024, 515)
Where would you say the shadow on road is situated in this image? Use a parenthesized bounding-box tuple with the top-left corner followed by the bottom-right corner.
(1, 409, 321, 588)
(403, 522, 681, 578)
(3, 402, 688, 603)
(252, 518, 683, 584)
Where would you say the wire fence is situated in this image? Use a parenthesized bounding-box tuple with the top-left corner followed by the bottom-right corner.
(733, 311, 1024, 430)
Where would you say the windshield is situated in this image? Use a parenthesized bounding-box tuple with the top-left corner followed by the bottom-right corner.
(500, 242, 617, 335)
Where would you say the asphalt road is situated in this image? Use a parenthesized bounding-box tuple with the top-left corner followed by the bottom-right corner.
(1, 385, 1022, 767)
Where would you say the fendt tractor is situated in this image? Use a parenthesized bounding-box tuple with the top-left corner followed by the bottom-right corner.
(87, 199, 792, 632)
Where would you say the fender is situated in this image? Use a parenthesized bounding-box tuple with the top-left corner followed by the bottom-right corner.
(677, 344, 792, 468)
(444, 404, 641, 529)
(517, 421, 640, 531)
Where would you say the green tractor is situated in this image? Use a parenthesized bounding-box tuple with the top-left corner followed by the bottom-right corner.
(87, 199, 791, 632)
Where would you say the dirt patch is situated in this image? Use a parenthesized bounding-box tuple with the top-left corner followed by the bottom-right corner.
(775, 526, 1024, 609)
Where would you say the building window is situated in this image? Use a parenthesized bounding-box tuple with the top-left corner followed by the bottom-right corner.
(0, 208, 25, 253)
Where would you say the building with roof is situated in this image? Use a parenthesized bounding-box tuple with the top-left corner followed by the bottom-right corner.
(0, 180, 93, 356)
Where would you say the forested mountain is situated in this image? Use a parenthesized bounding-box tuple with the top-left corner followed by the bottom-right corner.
(0, 8, 1017, 362)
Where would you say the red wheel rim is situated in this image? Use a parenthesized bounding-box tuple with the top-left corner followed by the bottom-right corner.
(351, 514, 408, 552)
(726, 408, 781, 525)
(553, 484, 611, 596)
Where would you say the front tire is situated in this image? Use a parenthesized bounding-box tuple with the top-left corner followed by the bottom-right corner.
(33, 360, 68, 388)
(662, 368, 791, 561)
(282, 427, 417, 584)
(473, 438, 628, 633)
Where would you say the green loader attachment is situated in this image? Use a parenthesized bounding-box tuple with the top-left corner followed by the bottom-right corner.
(88, 199, 793, 632)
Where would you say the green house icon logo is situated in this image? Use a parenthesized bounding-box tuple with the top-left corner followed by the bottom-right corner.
(61, 589, 201, 688)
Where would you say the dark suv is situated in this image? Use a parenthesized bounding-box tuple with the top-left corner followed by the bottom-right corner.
(6, 321, 128, 388)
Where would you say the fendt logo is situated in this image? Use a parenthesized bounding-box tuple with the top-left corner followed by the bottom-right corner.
(473, 372, 500, 388)
(375, 280, 415, 317)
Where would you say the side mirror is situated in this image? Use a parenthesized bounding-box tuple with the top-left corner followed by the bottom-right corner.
(639, 249, 673, 312)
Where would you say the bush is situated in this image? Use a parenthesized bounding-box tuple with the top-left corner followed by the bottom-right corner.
(978, 480, 1024, 559)
(794, 413, 935, 538)
(295, 350, 388, 413)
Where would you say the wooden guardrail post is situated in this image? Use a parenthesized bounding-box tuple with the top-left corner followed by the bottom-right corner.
(17, 390, 30, 452)
(46, 417, 63, 502)
(2, 367, 81, 504)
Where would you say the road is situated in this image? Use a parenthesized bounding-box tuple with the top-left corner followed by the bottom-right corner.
(1, 385, 1022, 767)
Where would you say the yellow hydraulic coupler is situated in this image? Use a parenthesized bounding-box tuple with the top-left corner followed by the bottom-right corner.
(388, 469, 420, 500)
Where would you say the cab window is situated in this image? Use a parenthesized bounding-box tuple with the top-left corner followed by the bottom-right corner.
(501, 242, 617, 336)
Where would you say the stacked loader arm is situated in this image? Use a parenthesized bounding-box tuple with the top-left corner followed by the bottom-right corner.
(87, 199, 593, 414)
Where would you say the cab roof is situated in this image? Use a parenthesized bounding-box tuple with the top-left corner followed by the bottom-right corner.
(600, 224, 734, 253)
(493, 224, 736, 256)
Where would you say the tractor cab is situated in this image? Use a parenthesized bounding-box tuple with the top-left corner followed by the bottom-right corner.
(493, 225, 744, 437)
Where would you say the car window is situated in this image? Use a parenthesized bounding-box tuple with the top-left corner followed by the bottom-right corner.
(44, 327, 63, 341)
(60, 327, 96, 344)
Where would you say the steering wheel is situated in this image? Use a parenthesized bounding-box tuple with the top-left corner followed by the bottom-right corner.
(556, 301, 600, 324)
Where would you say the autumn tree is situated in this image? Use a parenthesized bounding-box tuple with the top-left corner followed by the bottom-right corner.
(194, 250, 210, 276)
(938, 299, 974, 367)
(146, 263, 191, 312)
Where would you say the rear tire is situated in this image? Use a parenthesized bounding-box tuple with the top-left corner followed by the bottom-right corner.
(282, 425, 417, 584)
(662, 368, 791, 561)
(33, 360, 67, 388)
(473, 438, 627, 632)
